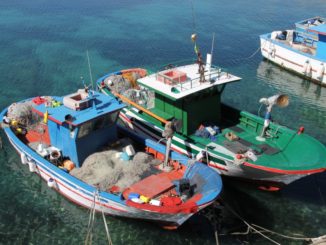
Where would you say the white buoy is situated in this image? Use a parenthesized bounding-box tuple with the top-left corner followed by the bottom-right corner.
(47, 178, 57, 188)
(28, 160, 37, 172)
(307, 63, 312, 76)
(303, 60, 312, 76)
(37, 143, 48, 156)
(20, 152, 28, 165)
(317, 63, 325, 81)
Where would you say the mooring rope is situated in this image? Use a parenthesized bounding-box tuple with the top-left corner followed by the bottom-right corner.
(219, 199, 326, 244)
(101, 207, 113, 245)
(223, 39, 267, 65)
(84, 188, 113, 245)
(85, 189, 98, 245)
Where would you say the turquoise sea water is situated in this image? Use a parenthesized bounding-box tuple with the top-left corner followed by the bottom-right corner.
(0, 0, 326, 244)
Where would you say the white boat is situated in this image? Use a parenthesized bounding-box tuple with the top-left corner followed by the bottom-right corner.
(260, 17, 326, 85)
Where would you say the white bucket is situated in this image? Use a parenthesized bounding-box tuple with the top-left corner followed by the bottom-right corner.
(124, 145, 136, 157)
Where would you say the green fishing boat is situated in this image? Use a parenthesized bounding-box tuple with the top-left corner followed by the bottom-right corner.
(96, 42, 326, 190)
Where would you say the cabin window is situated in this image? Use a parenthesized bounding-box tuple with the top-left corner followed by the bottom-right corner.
(77, 111, 119, 138)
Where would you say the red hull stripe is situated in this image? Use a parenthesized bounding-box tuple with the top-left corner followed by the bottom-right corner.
(32, 108, 63, 125)
(119, 112, 132, 123)
(35, 163, 127, 212)
(243, 161, 326, 175)
(208, 162, 228, 171)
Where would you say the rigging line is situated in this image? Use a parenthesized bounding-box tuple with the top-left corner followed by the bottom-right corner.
(190, 0, 196, 33)
(211, 32, 215, 56)
(86, 50, 94, 91)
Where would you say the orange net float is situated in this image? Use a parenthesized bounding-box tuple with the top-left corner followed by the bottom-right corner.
(63, 160, 75, 171)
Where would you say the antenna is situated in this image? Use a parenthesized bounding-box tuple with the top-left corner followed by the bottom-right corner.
(211, 32, 215, 60)
(190, 0, 196, 33)
(86, 50, 94, 91)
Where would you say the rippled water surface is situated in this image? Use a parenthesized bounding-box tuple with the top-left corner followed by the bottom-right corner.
(0, 0, 326, 244)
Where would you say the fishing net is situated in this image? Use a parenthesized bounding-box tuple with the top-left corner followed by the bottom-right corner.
(7, 101, 36, 126)
(70, 141, 161, 191)
(122, 88, 155, 109)
(104, 72, 155, 109)
(104, 75, 132, 94)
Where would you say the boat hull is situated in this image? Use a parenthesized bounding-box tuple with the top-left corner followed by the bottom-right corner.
(118, 108, 312, 187)
(2, 126, 210, 228)
(260, 35, 326, 85)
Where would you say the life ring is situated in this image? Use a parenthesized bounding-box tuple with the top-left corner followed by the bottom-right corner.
(20, 152, 28, 165)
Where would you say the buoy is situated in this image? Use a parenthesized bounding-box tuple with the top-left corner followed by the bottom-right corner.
(3, 116, 10, 124)
(191, 33, 197, 42)
(20, 152, 28, 165)
(10, 120, 18, 127)
(16, 127, 23, 134)
(47, 178, 57, 188)
(307, 63, 312, 76)
(63, 160, 75, 171)
(317, 63, 325, 81)
(303, 60, 312, 75)
(297, 126, 305, 135)
(28, 160, 37, 172)
(236, 154, 244, 160)
(43, 110, 48, 124)
(303, 60, 309, 74)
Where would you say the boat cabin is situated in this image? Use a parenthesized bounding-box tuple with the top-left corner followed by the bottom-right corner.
(32, 89, 125, 167)
(295, 16, 325, 34)
(137, 61, 241, 135)
(306, 24, 326, 60)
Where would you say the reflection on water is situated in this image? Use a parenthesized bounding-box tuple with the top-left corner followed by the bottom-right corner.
(257, 60, 326, 143)
(257, 60, 325, 107)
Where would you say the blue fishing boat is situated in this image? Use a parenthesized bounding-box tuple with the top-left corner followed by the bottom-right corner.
(0, 88, 222, 229)
(260, 16, 326, 85)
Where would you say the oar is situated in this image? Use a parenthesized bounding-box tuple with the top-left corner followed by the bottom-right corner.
(111, 91, 168, 125)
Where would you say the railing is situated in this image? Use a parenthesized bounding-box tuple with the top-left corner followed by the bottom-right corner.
(157, 65, 227, 93)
